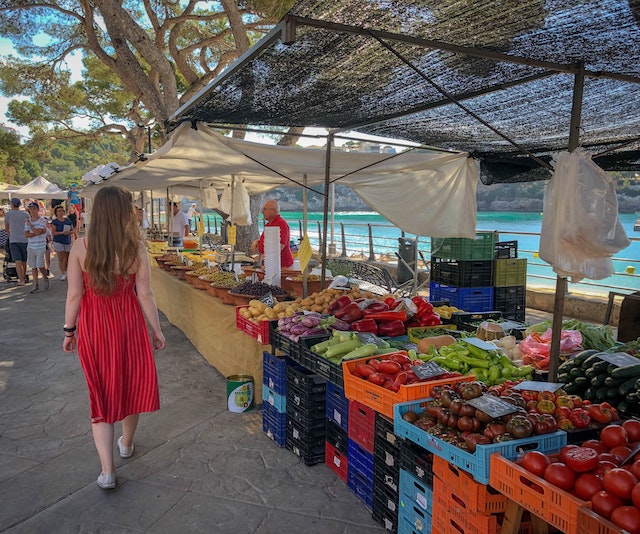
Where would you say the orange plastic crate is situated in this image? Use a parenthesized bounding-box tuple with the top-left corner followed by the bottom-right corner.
(433, 456, 507, 514)
(341, 353, 475, 419)
(431, 476, 500, 534)
(577, 506, 626, 534)
(489, 453, 586, 534)
(235, 306, 271, 344)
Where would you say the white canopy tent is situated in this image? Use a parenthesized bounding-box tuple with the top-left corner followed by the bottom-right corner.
(11, 176, 67, 200)
(82, 122, 479, 238)
(0, 182, 20, 199)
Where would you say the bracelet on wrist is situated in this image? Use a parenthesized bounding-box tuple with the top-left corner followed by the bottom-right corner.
(63, 325, 76, 333)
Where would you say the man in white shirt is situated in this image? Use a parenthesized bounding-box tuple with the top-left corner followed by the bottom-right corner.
(24, 202, 49, 293)
(170, 202, 189, 247)
(186, 203, 198, 231)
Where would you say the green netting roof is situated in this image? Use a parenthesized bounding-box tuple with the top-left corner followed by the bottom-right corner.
(169, 0, 640, 163)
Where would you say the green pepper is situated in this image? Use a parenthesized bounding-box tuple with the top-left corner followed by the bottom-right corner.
(432, 356, 463, 370)
(463, 342, 492, 360)
(512, 365, 534, 377)
(456, 354, 490, 368)
(488, 365, 500, 382)
(408, 349, 418, 361)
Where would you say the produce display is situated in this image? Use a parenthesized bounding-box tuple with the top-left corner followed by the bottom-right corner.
(275, 311, 349, 340)
(557, 349, 640, 416)
(518, 420, 640, 534)
(200, 270, 242, 288)
(309, 329, 398, 362)
(230, 281, 288, 298)
(525, 319, 617, 352)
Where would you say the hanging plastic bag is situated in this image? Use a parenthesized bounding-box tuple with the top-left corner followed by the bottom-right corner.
(230, 180, 252, 226)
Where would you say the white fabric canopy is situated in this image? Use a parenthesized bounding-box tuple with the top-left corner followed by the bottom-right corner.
(82, 123, 478, 237)
(12, 176, 67, 200)
(0, 182, 20, 199)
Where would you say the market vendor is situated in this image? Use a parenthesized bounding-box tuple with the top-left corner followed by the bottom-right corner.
(170, 202, 189, 247)
(251, 199, 294, 268)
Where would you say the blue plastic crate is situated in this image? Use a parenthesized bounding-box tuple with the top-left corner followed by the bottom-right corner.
(262, 402, 287, 446)
(394, 399, 567, 484)
(326, 382, 349, 431)
(262, 383, 286, 413)
(397, 509, 431, 534)
(348, 438, 374, 480)
(347, 467, 374, 511)
(262, 351, 288, 395)
(429, 282, 494, 312)
(399, 469, 432, 516)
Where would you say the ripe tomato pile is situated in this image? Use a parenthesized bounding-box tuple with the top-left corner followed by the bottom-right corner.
(520, 419, 640, 534)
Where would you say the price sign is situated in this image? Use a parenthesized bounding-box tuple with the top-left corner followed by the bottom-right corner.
(413, 361, 448, 380)
(355, 332, 386, 347)
(467, 394, 518, 419)
(227, 224, 236, 245)
(513, 381, 565, 392)
(597, 352, 639, 367)
(205, 259, 211, 269)
(463, 338, 498, 352)
(297, 233, 312, 272)
(260, 292, 276, 307)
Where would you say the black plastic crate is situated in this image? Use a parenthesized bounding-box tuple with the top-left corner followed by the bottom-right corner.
(286, 381, 326, 414)
(372, 482, 399, 533)
(450, 310, 503, 325)
(493, 285, 526, 322)
(374, 439, 400, 495)
(286, 416, 326, 444)
(431, 258, 494, 288)
(326, 418, 349, 454)
(494, 240, 518, 259)
(286, 434, 325, 466)
(298, 335, 344, 388)
(375, 414, 401, 451)
(268, 321, 297, 356)
(287, 401, 326, 428)
(286, 365, 327, 392)
(326, 382, 349, 431)
(398, 440, 434, 488)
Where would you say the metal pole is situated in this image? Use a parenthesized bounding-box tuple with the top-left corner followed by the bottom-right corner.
(549, 62, 585, 382)
(329, 182, 336, 256)
(321, 138, 332, 286)
(367, 224, 375, 261)
(340, 223, 347, 257)
(150, 191, 154, 227)
(302, 174, 308, 296)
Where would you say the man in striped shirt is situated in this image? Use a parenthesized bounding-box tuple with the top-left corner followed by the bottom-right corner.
(24, 202, 49, 293)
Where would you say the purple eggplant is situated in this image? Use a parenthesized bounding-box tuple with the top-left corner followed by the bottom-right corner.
(301, 315, 322, 328)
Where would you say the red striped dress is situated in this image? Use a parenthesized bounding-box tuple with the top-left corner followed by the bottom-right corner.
(77, 271, 159, 424)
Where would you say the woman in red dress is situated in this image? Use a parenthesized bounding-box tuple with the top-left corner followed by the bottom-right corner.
(63, 185, 165, 489)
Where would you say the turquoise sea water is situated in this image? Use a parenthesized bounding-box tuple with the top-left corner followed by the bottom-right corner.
(202, 211, 640, 296)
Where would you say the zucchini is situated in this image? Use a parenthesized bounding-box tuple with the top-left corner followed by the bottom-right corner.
(563, 382, 586, 395)
(556, 373, 570, 384)
(618, 377, 640, 396)
(627, 392, 640, 406)
(558, 360, 576, 374)
(569, 367, 583, 378)
(610, 363, 640, 380)
(591, 360, 610, 373)
(606, 387, 621, 399)
(617, 400, 629, 414)
(573, 349, 600, 367)
(581, 354, 604, 370)
(604, 376, 626, 388)
(573, 376, 589, 387)
(590, 374, 607, 387)
(585, 366, 604, 379)
(595, 387, 609, 401)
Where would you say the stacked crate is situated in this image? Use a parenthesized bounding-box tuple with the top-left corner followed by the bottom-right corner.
(286, 365, 327, 465)
(372, 414, 401, 533)
(261, 351, 288, 446)
(325, 382, 349, 482)
(493, 241, 527, 322)
(347, 400, 377, 510)
(430, 232, 496, 312)
(397, 433, 434, 534)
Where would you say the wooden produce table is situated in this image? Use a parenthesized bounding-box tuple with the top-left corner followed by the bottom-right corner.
(151, 263, 266, 403)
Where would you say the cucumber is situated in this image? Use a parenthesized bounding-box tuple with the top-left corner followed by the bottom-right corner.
(557, 373, 570, 384)
(604, 376, 626, 388)
(627, 392, 640, 406)
(583, 386, 598, 400)
(595, 387, 609, 401)
(591, 360, 610, 373)
(573, 349, 600, 367)
(569, 367, 583, 378)
(573, 376, 589, 387)
(617, 400, 629, 414)
(581, 354, 604, 370)
(558, 360, 576, 374)
(606, 387, 621, 400)
(610, 363, 640, 380)
(563, 382, 586, 395)
(585, 366, 604, 379)
(590, 374, 607, 387)
(619, 377, 640, 396)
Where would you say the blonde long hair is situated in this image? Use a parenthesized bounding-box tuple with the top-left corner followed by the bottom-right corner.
(85, 186, 141, 296)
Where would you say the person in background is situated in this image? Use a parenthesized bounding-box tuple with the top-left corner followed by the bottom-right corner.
(67, 204, 79, 240)
(186, 203, 198, 231)
(170, 202, 189, 247)
(63, 185, 165, 490)
(24, 202, 49, 293)
(50, 205, 74, 280)
(250, 199, 294, 268)
(67, 183, 81, 215)
(45, 223, 53, 277)
(5, 197, 29, 285)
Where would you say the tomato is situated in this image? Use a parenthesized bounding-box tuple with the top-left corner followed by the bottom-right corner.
(554, 406, 571, 419)
(505, 415, 534, 439)
(582, 439, 608, 454)
(598, 453, 622, 466)
(574, 473, 604, 500)
(595, 460, 618, 478)
(631, 460, 640, 480)
(567, 395, 583, 408)
(603, 468, 638, 500)
(544, 462, 575, 491)
(559, 444, 579, 463)
(564, 447, 599, 473)
(537, 399, 556, 414)
(520, 390, 538, 403)
(590, 490, 624, 519)
(355, 363, 376, 377)
(608, 445, 632, 464)
(610, 506, 640, 534)
(568, 407, 591, 428)
(622, 420, 640, 442)
(600, 425, 629, 449)
(589, 404, 614, 424)
(633, 482, 640, 509)
(367, 372, 384, 386)
(522, 451, 551, 477)
(377, 360, 402, 375)
(537, 391, 555, 402)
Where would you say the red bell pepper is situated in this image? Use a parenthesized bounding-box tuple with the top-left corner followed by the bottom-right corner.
(334, 302, 363, 322)
(350, 318, 379, 334)
(384, 297, 402, 310)
(362, 302, 390, 316)
(363, 310, 407, 322)
(327, 295, 353, 314)
(377, 320, 406, 337)
(411, 296, 433, 316)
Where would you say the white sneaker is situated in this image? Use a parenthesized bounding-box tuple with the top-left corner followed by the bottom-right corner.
(97, 472, 116, 489)
(117, 436, 134, 458)
(60, 274, 67, 281)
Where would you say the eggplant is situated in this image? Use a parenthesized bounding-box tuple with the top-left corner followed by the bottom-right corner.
(330, 319, 351, 331)
(301, 315, 322, 328)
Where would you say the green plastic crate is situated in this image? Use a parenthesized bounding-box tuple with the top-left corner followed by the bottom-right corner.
(494, 258, 527, 287)
(431, 232, 497, 260)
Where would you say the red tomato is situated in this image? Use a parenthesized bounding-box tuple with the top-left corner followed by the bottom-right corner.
(622, 419, 640, 443)
(631, 460, 640, 480)
(522, 451, 551, 477)
(600, 425, 629, 449)
(595, 460, 618, 479)
(564, 447, 599, 473)
(537, 390, 555, 402)
(582, 439, 608, 454)
(610, 506, 640, 534)
(633, 483, 640, 509)
(544, 462, 576, 491)
(574, 473, 604, 500)
(598, 453, 622, 466)
(608, 445, 632, 464)
(591, 490, 624, 519)
(559, 444, 579, 463)
(603, 468, 639, 500)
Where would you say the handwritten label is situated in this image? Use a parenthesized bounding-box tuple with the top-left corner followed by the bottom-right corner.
(467, 394, 518, 419)
(355, 332, 387, 348)
(597, 352, 639, 367)
(513, 381, 565, 392)
(260, 292, 276, 307)
(413, 361, 448, 380)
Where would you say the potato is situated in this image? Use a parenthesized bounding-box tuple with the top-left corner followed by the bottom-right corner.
(239, 307, 252, 319)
